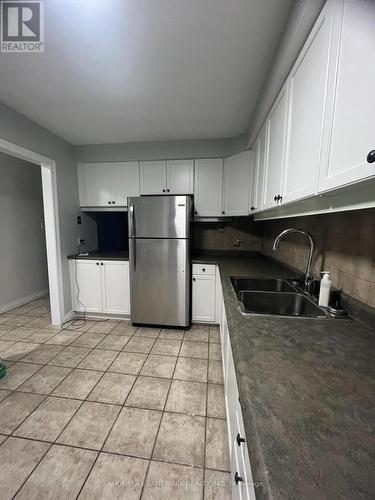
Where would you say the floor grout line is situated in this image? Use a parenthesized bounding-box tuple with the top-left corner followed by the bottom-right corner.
(1, 307, 228, 499)
(138, 328, 186, 500)
(73, 327, 160, 500)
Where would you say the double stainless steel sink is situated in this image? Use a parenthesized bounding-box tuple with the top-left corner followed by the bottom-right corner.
(230, 277, 327, 319)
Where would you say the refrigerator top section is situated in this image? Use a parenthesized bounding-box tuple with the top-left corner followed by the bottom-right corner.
(128, 195, 192, 239)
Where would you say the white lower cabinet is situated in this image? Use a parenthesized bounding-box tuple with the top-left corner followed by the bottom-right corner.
(70, 259, 130, 315)
(71, 259, 103, 313)
(101, 261, 130, 315)
(192, 273, 216, 323)
(218, 274, 256, 500)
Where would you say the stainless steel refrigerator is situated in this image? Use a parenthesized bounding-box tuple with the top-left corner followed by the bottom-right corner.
(128, 195, 192, 327)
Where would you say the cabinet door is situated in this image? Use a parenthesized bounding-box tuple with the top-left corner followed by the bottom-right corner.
(192, 274, 216, 323)
(223, 151, 251, 216)
(283, 1, 334, 204)
(319, 0, 375, 192)
(110, 162, 139, 207)
(80, 163, 112, 207)
(230, 445, 244, 500)
(73, 260, 102, 312)
(194, 159, 223, 216)
(166, 160, 194, 194)
(101, 261, 130, 315)
(263, 85, 288, 210)
(139, 161, 167, 194)
(250, 125, 267, 213)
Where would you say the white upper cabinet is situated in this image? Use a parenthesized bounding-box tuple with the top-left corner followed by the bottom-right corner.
(140, 159, 194, 194)
(111, 162, 140, 207)
(223, 151, 252, 216)
(166, 160, 194, 194)
(194, 159, 223, 216)
(263, 85, 288, 210)
(79, 163, 112, 207)
(79, 162, 140, 207)
(140, 161, 167, 194)
(319, 0, 375, 192)
(283, 1, 334, 204)
(250, 125, 267, 213)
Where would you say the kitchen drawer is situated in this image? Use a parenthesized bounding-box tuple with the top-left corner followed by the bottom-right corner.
(192, 263, 216, 275)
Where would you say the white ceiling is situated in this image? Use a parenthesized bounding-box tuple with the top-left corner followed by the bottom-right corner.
(0, 0, 293, 145)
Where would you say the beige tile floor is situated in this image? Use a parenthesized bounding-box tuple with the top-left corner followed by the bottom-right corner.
(0, 296, 232, 500)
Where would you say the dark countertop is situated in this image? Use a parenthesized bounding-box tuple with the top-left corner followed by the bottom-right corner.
(195, 251, 375, 500)
(68, 250, 129, 261)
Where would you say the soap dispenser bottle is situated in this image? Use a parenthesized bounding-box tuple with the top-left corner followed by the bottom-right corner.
(319, 271, 332, 307)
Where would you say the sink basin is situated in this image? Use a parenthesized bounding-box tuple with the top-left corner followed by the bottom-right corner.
(230, 277, 297, 293)
(238, 291, 327, 318)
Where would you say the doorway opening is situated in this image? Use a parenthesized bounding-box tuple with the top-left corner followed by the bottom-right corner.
(0, 138, 64, 326)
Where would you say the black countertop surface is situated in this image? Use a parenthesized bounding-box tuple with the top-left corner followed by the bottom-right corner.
(194, 251, 375, 500)
(68, 250, 129, 261)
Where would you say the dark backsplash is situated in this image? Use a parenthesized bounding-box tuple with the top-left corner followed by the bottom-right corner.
(94, 212, 128, 252)
(258, 208, 375, 308)
(193, 217, 261, 252)
(194, 208, 375, 308)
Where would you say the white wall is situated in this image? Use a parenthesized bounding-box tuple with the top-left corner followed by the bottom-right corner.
(0, 153, 48, 309)
(0, 102, 97, 316)
(246, 0, 326, 147)
(74, 135, 247, 163)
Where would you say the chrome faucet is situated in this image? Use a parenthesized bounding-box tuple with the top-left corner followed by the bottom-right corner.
(272, 229, 315, 293)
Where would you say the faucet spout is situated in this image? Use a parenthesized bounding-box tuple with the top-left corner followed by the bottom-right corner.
(272, 229, 315, 292)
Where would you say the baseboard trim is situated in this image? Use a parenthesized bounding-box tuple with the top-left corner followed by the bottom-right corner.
(0, 289, 48, 315)
(62, 311, 75, 324)
(70, 311, 131, 322)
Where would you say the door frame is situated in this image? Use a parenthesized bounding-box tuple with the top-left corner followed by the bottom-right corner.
(0, 137, 64, 325)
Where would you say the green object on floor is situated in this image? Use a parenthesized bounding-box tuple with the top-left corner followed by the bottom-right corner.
(0, 361, 6, 379)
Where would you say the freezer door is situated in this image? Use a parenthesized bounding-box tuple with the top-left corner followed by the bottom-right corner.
(129, 238, 190, 327)
(128, 196, 191, 238)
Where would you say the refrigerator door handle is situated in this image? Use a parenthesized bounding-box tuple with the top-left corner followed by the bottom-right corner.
(129, 202, 136, 237)
(131, 238, 136, 271)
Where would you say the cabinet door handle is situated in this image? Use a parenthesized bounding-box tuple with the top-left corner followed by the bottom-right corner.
(222, 211, 225, 215)
(202, 268, 205, 272)
(100, 263, 104, 266)
(236, 433, 245, 446)
(250, 206, 255, 211)
(167, 188, 170, 192)
(192, 277, 196, 281)
(108, 201, 111, 204)
(112, 201, 115, 204)
(367, 149, 375, 163)
(96, 262, 99, 266)
(234, 472, 244, 485)
(162, 189, 166, 193)
(274, 195, 278, 202)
